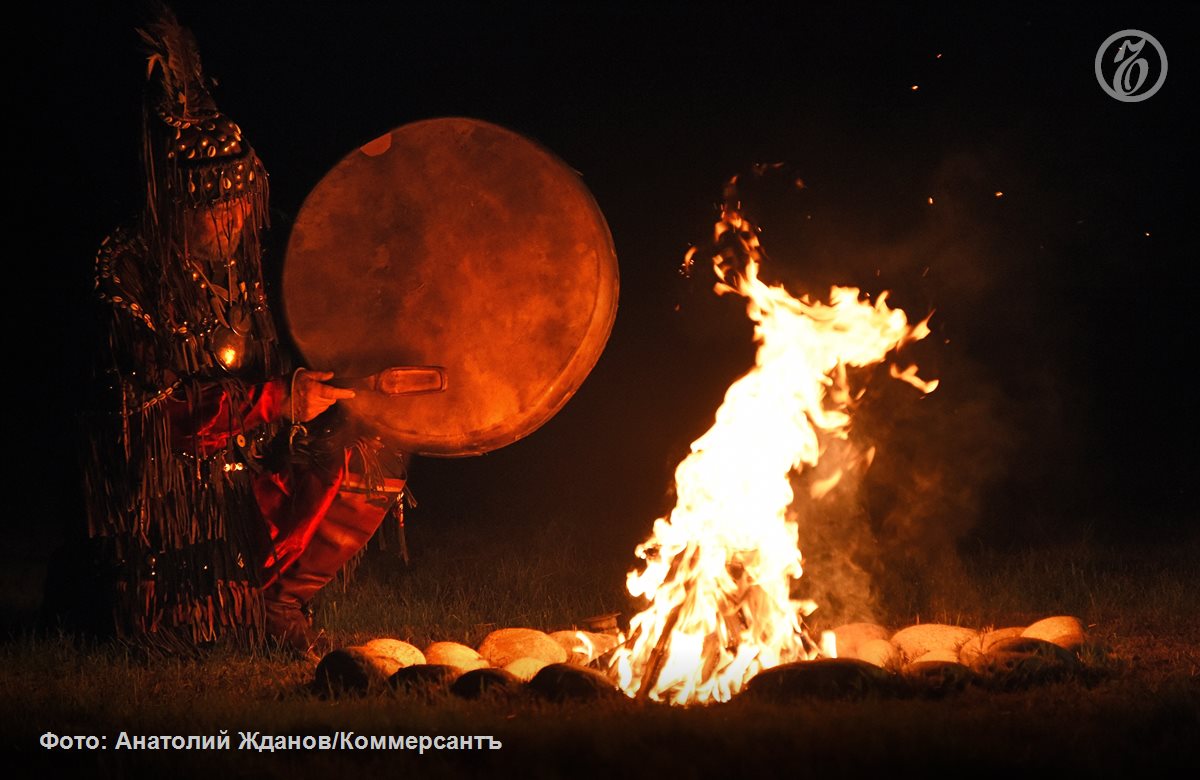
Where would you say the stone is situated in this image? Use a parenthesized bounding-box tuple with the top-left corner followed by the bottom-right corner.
(549, 630, 588, 663)
(891, 624, 977, 662)
(856, 639, 899, 669)
(314, 648, 388, 693)
(831, 623, 890, 660)
(450, 667, 525, 700)
(424, 641, 489, 672)
(903, 658, 974, 695)
(478, 628, 567, 668)
(314, 639, 424, 694)
(1021, 616, 1086, 652)
(970, 636, 1081, 688)
(958, 627, 1025, 665)
(909, 649, 961, 665)
(389, 664, 461, 693)
(548, 630, 620, 665)
(528, 663, 622, 701)
(743, 658, 895, 701)
(360, 638, 426, 671)
(503, 656, 551, 682)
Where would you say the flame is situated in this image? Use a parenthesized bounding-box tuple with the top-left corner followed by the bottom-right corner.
(820, 630, 838, 659)
(610, 195, 935, 704)
(574, 630, 595, 659)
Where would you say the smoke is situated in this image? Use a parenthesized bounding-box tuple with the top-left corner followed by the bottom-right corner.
(788, 441, 879, 629)
(716, 151, 1034, 626)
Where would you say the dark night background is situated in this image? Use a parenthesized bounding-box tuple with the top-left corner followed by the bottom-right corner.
(11, 2, 1198, 627)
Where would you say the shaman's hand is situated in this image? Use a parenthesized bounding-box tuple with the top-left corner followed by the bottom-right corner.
(282, 369, 355, 423)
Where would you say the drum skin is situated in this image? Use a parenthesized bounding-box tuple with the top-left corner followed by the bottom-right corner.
(283, 118, 619, 456)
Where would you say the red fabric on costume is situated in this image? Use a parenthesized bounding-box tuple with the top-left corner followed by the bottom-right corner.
(253, 457, 346, 588)
(165, 378, 286, 457)
(162, 376, 348, 587)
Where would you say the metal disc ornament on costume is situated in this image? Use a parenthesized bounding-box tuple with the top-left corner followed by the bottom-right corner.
(283, 118, 619, 456)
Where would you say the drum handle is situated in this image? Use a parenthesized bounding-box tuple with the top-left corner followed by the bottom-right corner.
(337, 366, 447, 396)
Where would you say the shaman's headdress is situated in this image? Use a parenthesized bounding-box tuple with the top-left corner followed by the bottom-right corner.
(137, 7, 269, 258)
(132, 7, 278, 377)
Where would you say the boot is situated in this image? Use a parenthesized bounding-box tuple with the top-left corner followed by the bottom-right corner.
(264, 489, 391, 657)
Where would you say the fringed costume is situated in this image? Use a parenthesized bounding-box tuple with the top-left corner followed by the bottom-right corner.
(82, 9, 396, 654)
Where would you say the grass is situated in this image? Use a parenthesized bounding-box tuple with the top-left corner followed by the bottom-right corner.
(3, 517, 1197, 777)
(316, 516, 630, 649)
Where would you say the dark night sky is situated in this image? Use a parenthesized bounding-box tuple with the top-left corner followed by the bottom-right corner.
(18, 2, 1199, 576)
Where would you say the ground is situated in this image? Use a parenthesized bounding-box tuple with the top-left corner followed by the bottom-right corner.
(3, 517, 1197, 776)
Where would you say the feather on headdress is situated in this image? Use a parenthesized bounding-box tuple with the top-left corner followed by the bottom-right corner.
(137, 6, 218, 120)
(136, 4, 266, 214)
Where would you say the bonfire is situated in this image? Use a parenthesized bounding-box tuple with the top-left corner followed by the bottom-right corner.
(610, 180, 936, 704)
